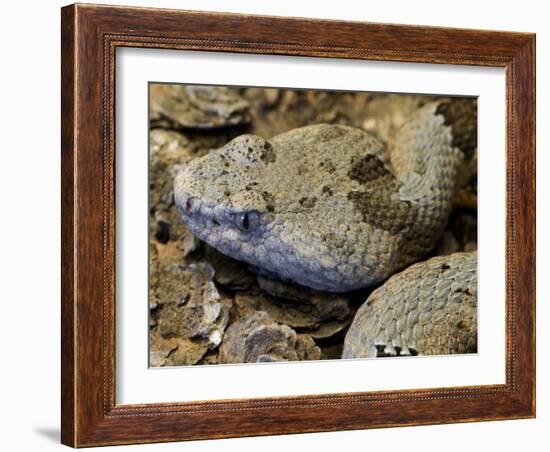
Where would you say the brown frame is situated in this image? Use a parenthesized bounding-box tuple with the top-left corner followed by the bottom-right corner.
(61, 3, 536, 447)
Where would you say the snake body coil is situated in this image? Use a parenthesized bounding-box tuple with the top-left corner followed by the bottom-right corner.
(343, 251, 477, 357)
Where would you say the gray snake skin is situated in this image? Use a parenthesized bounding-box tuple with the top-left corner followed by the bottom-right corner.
(174, 99, 476, 292)
(343, 251, 477, 357)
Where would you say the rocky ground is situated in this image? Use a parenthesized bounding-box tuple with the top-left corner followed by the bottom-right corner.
(148, 84, 478, 367)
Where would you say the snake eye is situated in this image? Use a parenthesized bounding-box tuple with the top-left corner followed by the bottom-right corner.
(235, 211, 259, 232)
(237, 213, 250, 231)
(240, 213, 249, 230)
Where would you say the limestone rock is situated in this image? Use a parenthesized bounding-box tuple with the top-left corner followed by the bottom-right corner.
(149, 329, 208, 367)
(155, 262, 231, 348)
(362, 94, 427, 145)
(151, 85, 251, 129)
(306, 320, 351, 340)
(219, 312, 320, 363)
(149, 129, 203, 242)
(296, 334, 322, 361)
(203, 245, 256, 290)
(196, 350, 220, 366)
(236, 278, 352, 338)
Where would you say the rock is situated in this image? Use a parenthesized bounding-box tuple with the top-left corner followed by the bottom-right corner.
(362, 94, 427, 145)
(149, 329, 208, 367)
(203, 245, 256, 290)
(242, 87, 281, 110)
(263, 88, 281, 106)
(149, 129, 203, 242)
(243, 324, 297, 363)
(306, 320, 350, 339)
(149, 130, 195, 210)
(257, 275, 349, 307)
(256, 276, 352, 337)
(236, 279, 352, 338)
(152, 240, 184, 265)
(149, 244, 185, 310)
(196, 350, 220, 365)
(154, 262, 231, 348)
(241, 88, 372, 139)
(219, 312, 320, 363)
(150, 128, 194, 167)
(296, 334, 322, 361)
(180, 232, 201, 257)
(151, 84, 251, 129)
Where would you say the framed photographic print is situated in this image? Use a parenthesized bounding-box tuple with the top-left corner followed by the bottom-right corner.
(61, 3, 536, 447)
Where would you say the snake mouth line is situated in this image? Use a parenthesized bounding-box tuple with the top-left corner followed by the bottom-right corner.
(177, 196, 221, 222)
(177, 197, 223, 232)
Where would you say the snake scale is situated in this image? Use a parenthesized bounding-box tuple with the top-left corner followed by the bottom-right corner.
(343, 251, 477, 357)
(174, 98, 478, 357)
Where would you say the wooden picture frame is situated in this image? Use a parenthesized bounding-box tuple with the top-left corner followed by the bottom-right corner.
(61, 3, 536, 447)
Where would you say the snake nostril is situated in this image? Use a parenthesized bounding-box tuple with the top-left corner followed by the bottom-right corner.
(185, 197, 194, 212)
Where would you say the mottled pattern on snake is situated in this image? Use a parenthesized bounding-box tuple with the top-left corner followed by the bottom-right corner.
(174, 99, 476, 292)
(343, 251, 477, 357)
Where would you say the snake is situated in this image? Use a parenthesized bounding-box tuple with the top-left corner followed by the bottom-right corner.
(174, 98, 476, 293)
(342, 251, 477, 357)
